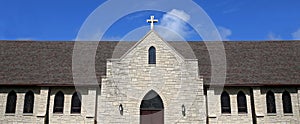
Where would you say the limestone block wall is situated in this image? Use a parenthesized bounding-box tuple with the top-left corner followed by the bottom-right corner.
(298, 88, 300, 120)
(97, 31, 206, 123)
(49, 87, 96, 124)
(254, 87, 299, 124)
(0, 86, 47, 123)
(207, 87, 253, 124)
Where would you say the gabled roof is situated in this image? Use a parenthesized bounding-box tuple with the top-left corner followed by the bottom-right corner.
(0, 40, 299, 86)
(116, 30, 186, 61)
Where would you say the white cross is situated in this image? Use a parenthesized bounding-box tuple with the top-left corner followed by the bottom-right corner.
(147, 16, 158, 30)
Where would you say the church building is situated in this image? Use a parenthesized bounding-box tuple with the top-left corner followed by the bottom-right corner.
(0, 16, 299, 124)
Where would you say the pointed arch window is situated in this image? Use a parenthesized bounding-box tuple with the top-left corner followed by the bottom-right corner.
(282, 91, 292, 113)
(140, 90, 164, 109)
(53, 91, 64, 113)
(266, 91, 276, 113)
(148, 46, 156, 64)
(6, 91, 17, 113)
(221, 91, 231, 113)
(140, 90, 164, 124)
(237, 91, 247, 113)
(23, 91, 34, 113)
(71, 92, 81, 113)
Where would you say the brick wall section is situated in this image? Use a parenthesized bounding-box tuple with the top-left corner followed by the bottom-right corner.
(97, 31, 206, 123)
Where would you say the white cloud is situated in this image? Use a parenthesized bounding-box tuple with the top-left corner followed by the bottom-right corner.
(167, 9, 191, 22)
(218, 26, 232, 41)
(267, 32, 281, 40)
(292, 28, 300, 40)
(157, 9, 192, 41)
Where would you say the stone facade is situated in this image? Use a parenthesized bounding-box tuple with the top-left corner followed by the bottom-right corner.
(0, 30, 299, 124)
(0, 86, 47, 123)
(97, 31, 205, 123)
(48, 87, 97, 124)
(254, 87, 299, 124)
(207, 87, 253, 124)
(206, 87, 300, 124)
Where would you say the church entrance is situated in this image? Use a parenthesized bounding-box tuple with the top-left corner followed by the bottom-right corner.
(140, 90, 164, 124)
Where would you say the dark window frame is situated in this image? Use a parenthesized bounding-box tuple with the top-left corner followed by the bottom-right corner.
(148, 46, 156, 64)
(282, 91, 292, 113)
(266, 91, 276, 113)
(237, 91, 247, 113)
(6, 91, 17, 113)
(53, 91, 64, 113)
(221, 91, 231, 113)
(71, 92, 81, 114)
(23, 91, 34, 113)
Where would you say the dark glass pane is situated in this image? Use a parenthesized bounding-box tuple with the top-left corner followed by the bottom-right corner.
(221, 91, 231, 113)
(141, 90, 163, 110)
(23, 91, 34, 113)
(148, 46, 156, 64)
(282, 91, 292, 113)
(237, 91, 247, 113)
(266, 91, 276, 113)
(71, 92, 81, 113)
(6, 91, 17, 113)
(53, 91, 64, 113)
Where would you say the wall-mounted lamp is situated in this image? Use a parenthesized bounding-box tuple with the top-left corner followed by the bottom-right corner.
(119, 104, 123, 115)
(182, 104, 186, 116)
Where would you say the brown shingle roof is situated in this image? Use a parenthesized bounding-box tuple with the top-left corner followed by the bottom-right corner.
(188, 41, 300, 86)
(0, 40, 299, 86)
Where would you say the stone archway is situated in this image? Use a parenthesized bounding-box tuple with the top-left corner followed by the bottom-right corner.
(140, 90, 164, 124)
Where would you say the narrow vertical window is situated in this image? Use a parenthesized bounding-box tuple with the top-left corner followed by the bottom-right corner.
(148, 46, 156, 64)
(6, 91, 17, 113)
(266, 91, 276, 113)
(282, 91, 292, 113)
(71, 92, 81, 113)
(237, 91, 247, 113)
(23, 91, 34, 113)
(53, 91, 64, 113)
(221, 91, 231, 113)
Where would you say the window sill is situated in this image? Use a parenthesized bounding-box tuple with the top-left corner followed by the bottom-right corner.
(4, 113, 15, 116)
(23, 113, 34, 116)
(53, 113, 64, 116)
(238, 112, 248, 115)
(149, 64, 156, 67)
(221, 113, 231, 116)
(266, 113, 277, 116)
(283, 113, 293, 116)
(70, 113, 81, 116)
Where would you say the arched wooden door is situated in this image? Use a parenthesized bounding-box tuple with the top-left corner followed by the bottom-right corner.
(140, 90, 164, 124)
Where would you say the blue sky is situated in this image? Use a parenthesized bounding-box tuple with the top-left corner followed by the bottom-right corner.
(0, 0, 300, 41)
